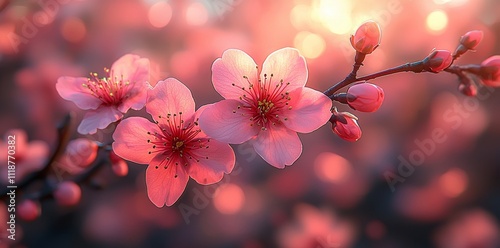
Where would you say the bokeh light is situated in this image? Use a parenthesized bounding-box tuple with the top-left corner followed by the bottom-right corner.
(311, 0, 353, 34)
(148, 1, 172, 28)
(186, 2, 209, 26)
(213, 183, 245, 215)
(439, 168, 468, 198)
(61, 17, 86, 43)
(426, 10, 448, 33)
(314, 152, 352, 183)
(293, 31, 326, 59)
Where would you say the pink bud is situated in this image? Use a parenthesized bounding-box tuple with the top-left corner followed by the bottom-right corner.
(479, 55, 500, 87)
(425, 50, 453, 73)
(350, 21, 381, 54)
(460, 30, 483, 50)
(331, 111, 362, 142)
(18, 200, 40, 221)
(346, 83, 384, 112)
(54, 181, 82, 207)
(65, 138, 98, 168)
(109, 151, 128, 177)
(458, 83, 477, 97)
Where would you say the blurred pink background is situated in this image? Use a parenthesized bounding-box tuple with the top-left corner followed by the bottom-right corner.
(1, 0, 500, 247)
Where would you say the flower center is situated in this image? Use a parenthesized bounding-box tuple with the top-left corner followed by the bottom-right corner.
(233, 73, 293, 130)
(146, 112, 210, 175)
(174, 140, 184, 150)
(257, 99, 274, 115)
(82, 68, 132, 106)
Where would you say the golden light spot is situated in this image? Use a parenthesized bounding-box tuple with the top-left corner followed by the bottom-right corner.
(213, 184, 245, 214)
(311, 0, 353, 34)
(294, 31, 326, 59)
(426, 10, 448, 33)
(148, 1, 172, 28)
(289, 4, 312, 29)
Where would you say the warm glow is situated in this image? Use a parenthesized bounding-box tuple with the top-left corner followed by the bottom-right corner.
(213, 184, 245, 214)
(294, 31, 326, 59)
(148, 1, 172, 28)
(61, 18, 86, 43)
(426, 10, 448, 32)
(311, 0, 353, 34)
(289, 4, 312, 29)
(314, 152, 352, 183)
(433, 0, 469, 5)
(186, 2, 208, 26)
(439, 168, 468, 198)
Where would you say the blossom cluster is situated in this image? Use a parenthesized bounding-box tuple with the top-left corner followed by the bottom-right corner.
(6, 21, 500, 213)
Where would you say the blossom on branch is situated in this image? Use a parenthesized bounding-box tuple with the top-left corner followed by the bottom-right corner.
(56, 54, 151, 134)
(112, 78, 235, 207)
(479, 55, 500, 87)
(346, 82, 384, 112)
(199, 48, 332, 168)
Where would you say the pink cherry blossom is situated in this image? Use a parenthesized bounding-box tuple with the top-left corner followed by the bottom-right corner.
(350, 21, 381, 54)
(198, 48, 332, 168)
(0, 129, 49, 184)
(346, 82, 384, 112)
(56, 54, 151, 134)
(112, 78, 235, 207)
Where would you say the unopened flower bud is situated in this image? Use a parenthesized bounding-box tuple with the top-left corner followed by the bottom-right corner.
(346, 83, 384, 112)
(479, 55, 500, 87)
(65, 138, 98, 168)
(350, 21, 381, 54)
(330, 109, 362, 142)
(109, 151, 128, 177)
(454, 30, 484, 58)
(424, 50, 453, 73)
(54, 181, 81, 207)
(18, 199, 40, 221)
(460, 30, 483, 50)
(458, 83, 477, 97)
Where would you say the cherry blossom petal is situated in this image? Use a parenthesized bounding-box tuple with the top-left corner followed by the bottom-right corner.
(281, 87, 332, 133)
(110, 54, 150, 86)
(112, 117, 160, 164)
(146, 156, 189, 207)
(78, 106, 123, 134)
(261, 48, 307, 91)
(188, 139, 235, 185)
(56, 76, 102, 110)
(212, 49, 259, 100)
(198, 99, 259, 144)
(147, 78, 195, 123)
(253, 127, 302, 169)
(117, 81, 151, 113)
